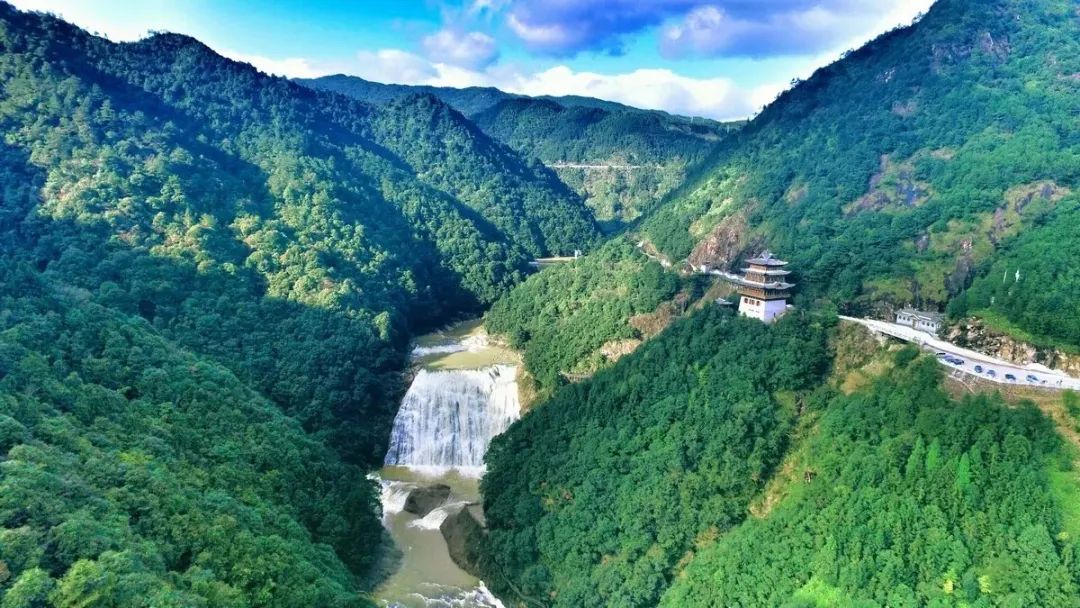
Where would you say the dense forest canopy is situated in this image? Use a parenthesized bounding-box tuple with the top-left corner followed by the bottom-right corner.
(479, 310, 1080, 607)
(641, 0, 1079, 335)
(662, 352, 1080, 607)
(0, 2, 597, 605)
(296, 75, 522, 117)
(300, 74, 736, 228)
(368, 93, 598, 258)
(0, 263, 378, 607)
(480, 309, 832, 606)
(475, 1, 1080, 606)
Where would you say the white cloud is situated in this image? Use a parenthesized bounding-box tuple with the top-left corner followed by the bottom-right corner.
(660, 3, 897, 59)
(506, 13, 574, 48)
(218, 50, 327, 79)
(508, 66, 771, 120)
(421, 29, 499, 69)
(354, 49, 439, 84)
(342, 48, 774, 120)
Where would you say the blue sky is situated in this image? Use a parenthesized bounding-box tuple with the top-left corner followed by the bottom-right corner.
(10, 0, 934, 119)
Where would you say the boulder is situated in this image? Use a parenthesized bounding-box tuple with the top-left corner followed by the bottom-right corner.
(403, 484, 451, 517)
(440, 505, 486, 575)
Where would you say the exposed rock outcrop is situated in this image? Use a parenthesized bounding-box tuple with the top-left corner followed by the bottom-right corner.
(598, 339, 642, 362)
(845, 154, 929, 214)
(403, 484, 451, 517)
(947, 318, 1080, 376)
(687, 210, 750, 270)
(440, 505, 486, 576)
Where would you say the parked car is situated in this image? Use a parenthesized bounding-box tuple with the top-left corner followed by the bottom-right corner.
(949, 358, 965, 366)
(974, 365, 983, 373)
(1005, 374, 1017, 382)
(1026, 375, 1039, 383)
(986, 370, 997, 378)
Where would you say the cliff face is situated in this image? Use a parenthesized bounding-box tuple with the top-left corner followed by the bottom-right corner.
(946, 318, 1080, 376)
(686, 209, 751, 270)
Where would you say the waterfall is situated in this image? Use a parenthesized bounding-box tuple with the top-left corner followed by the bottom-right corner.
(384, 364, 520, 472)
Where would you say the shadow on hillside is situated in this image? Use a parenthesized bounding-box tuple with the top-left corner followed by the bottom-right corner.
(0, 131, 480, 584)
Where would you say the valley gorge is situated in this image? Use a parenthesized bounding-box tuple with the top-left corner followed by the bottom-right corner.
(2, 1, 1080, 607)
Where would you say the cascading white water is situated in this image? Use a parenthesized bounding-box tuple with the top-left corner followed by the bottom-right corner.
(384, 364, 520, 473)
(376, 324, 515, 607)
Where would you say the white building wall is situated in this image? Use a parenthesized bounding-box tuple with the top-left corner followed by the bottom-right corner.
(738, 296, 788, 323)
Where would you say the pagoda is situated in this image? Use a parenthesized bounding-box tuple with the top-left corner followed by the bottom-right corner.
(728, 251, 794, 323)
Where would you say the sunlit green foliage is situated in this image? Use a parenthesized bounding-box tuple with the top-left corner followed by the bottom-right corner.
(0, 263, 377, 607)
(641, 0, 1079, 324)
(662, 354, 1080, 607)
(484, 240, 681, 389)
(480, 309, 830, 607)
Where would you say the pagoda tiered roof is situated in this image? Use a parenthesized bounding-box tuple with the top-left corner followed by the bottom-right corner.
(713, 271, 795, 291)
(745, 250, 789, 267)
(741, 267, 791, 276)
(699, 250, 796, 294)
(734, 277, 795, 290)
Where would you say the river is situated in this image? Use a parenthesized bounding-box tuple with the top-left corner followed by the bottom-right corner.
(372, 320, 520, 608)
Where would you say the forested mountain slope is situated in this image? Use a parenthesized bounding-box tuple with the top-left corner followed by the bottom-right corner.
(481, 309, 831, 606)
(0, 263, 378, 607)
(471, 99, 733, 227)
(642, 0, 1079, 332)
(661, 351, 1080, 607)
(477, 1, 1080, 605)
(300, 75, 734, 228)
(368, 94, 597, 257)
(487, 0, 1080, 393)
(297, 74, 721, 122)
(0, 3, 594, 605)
(295, 75, 515, 116)
(480, 311, 1080, 607)
(485, 239, 683, 392)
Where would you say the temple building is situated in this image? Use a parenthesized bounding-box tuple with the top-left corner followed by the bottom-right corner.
(726, 251, 794, 323)
(895, 308, 944, 335)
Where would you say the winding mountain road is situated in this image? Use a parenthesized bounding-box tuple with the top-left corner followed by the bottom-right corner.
(547, 162, 654, 170)
(840, 316, 1080, 391)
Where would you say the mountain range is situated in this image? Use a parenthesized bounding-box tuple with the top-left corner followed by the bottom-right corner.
(479, 0, 1080, 605)
(0, 2, 597, 603)
(1, 0, 1079, 606)
(300, 74, 738, 229)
